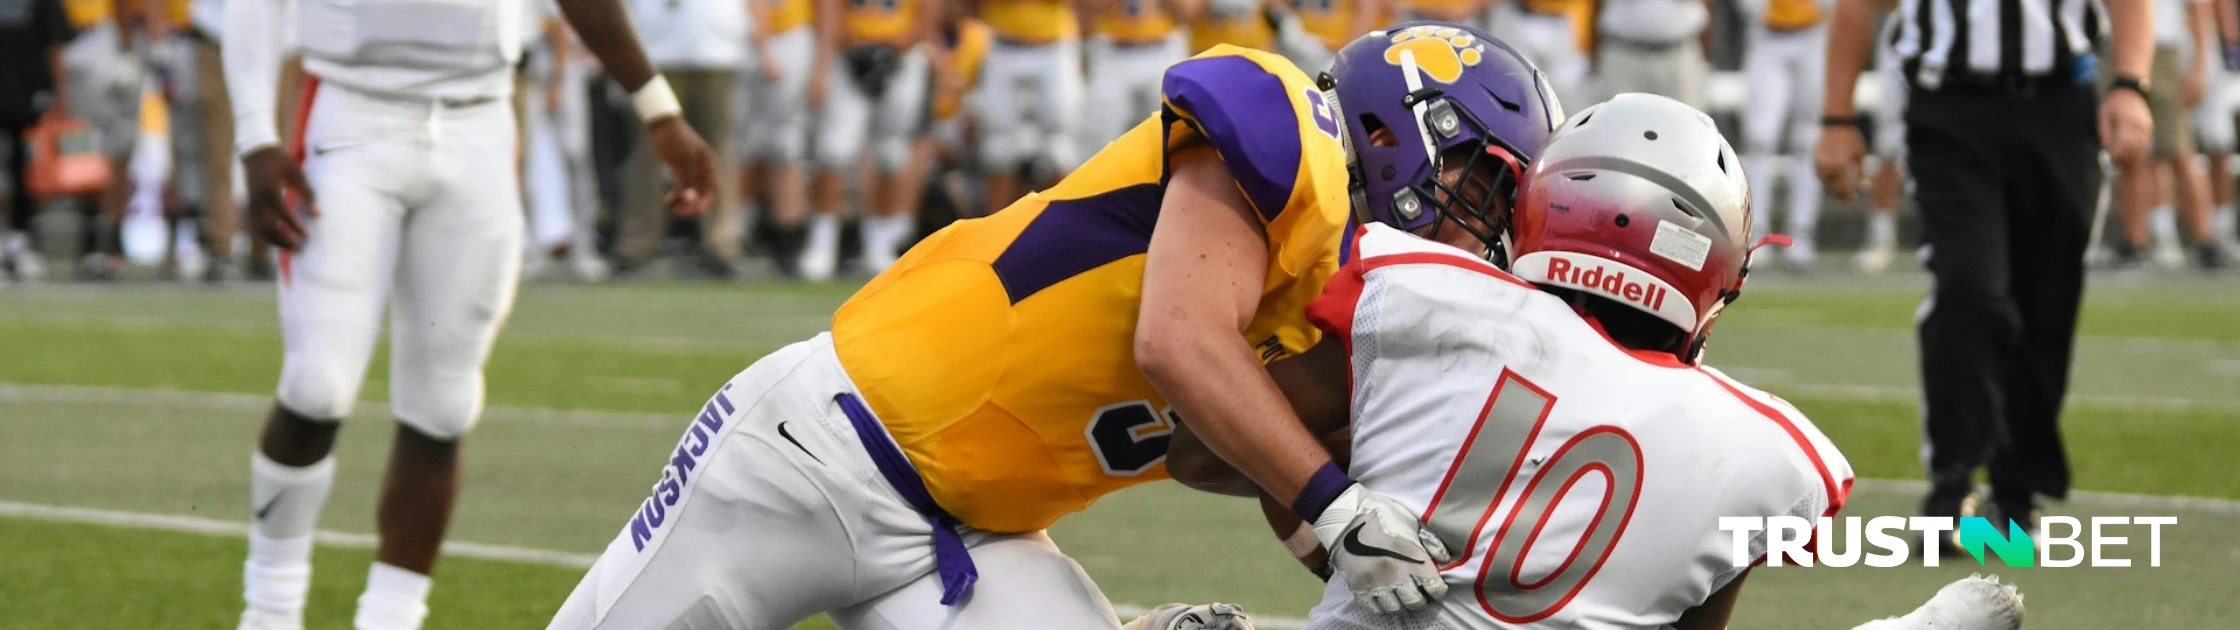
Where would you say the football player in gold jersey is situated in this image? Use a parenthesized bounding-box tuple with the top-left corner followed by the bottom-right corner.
(551, 24, 1565, 629)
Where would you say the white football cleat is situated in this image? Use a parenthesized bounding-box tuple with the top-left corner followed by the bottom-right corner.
(1122, 603, 1256, 630)
(1851, 575, 2024, 630)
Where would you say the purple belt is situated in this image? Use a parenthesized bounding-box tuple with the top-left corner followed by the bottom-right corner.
(835, 393, 979, 606)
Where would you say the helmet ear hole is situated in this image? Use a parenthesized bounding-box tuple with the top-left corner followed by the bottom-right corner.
(1360, 113, 1398, 147)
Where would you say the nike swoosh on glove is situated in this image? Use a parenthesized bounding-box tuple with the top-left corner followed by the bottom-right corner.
(1121, 603, 1255, 630)
(1311, 484, 1452, 614)
(1850, 574, 2024, 630)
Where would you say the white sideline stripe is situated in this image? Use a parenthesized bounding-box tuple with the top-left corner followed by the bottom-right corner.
(6, 380, 2235, 430)
(0, 383, 681, 428)
(1769, 382, 2240, 414)
(0, 500, 1318, 628)
(10, 480, 2240, 628)
(1850, 479, 2240, 516)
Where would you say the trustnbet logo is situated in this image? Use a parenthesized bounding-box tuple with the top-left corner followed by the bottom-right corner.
(1718, 516, 2178, 568)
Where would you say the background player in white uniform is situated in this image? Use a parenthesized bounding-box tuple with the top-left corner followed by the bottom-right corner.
(1172, 95, 1855, 629)
(1739, 0, 1830, 266)
(738, 0, 822, 274)
(1858, 13, 1909, 272)
(1488, 0, 1587, 106)
(801, 0, 940, 279)
(1082, 0, 1189, 150)
(222, 0, 718, 626)
(973, 0, 1088, 214)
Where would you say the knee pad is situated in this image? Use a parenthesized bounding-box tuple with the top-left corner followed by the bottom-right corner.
(388, 366, 484, 440)
(276, 351, 366, 422)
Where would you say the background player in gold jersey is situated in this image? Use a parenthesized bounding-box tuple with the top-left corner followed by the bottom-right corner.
(969, 0, 1089, 214)
(739, 0, 822, 275)
(1081, 0, 1192, 149)
(549, 23, 1565, 629)
(800, 0, 944, 279)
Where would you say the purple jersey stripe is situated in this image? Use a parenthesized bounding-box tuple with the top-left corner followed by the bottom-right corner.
(991, 184, 1164, 304)
(1161, 55, 1302, 223)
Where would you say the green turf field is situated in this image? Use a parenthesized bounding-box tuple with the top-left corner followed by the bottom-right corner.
(2, 271, 2235, 629)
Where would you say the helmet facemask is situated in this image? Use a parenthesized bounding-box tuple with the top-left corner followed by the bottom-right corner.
(1381, 90, 1530, 267)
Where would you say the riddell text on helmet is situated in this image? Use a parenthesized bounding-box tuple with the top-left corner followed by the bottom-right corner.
(1543, 256, 1670, 312)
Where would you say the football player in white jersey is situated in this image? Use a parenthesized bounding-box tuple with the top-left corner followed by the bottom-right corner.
(222, 0, 718, 627)
(1171, 94, 1856, 629)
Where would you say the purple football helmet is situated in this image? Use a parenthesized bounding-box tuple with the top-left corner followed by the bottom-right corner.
(1323, 21, 1565, 263)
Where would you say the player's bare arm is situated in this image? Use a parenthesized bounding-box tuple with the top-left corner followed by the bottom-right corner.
(1673, 571, 1749, 630)
(554, 0, 720, 216)
(223, 0, 317, 251)
(1139, 146, 1332, 503)
(1166, 340, 1351, 497)
(1812, 0, 1893, 200)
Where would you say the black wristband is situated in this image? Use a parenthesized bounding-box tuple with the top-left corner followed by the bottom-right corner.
(1820, 115, 1863, 128)
(2109, 74, 2150, 99)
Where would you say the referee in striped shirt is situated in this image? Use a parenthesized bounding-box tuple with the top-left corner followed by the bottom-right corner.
(1814, 0, 2154, 542)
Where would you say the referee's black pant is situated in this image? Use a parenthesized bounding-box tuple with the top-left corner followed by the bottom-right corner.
(1904, 82, 2097, 511)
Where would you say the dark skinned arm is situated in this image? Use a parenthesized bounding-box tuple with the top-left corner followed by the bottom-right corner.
(1672, 570, 1750, 630)
(552, 0, 720, 215)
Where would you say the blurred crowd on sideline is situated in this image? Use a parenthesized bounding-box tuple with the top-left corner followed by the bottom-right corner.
(2, 0, 2235, 286)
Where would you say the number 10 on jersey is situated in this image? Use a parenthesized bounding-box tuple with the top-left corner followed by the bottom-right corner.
(1420, 370, 1645, 623)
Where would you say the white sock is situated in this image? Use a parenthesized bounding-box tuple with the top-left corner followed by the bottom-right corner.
(799, 213, 842, 280)
(244, 453, 336, 617)
(1866, 212, 1898, 248)
(2216, 205, 2236, 242)
(805, 214, 840, 253)
(354, 562, 433, 630)
(3, 231, 26, 255)
(1785, 155, 1821, 243)
(872, 215, 912, 250)
(2151, 206, 2178, 247)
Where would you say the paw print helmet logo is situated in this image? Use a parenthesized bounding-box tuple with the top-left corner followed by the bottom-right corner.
(1383, 25, 1486, 84)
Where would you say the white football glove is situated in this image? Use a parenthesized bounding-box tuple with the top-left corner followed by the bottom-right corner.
(1121, 603, 1255, 630)
(1850, 575, 2024, 630)
(1311, 484, 1453, 614)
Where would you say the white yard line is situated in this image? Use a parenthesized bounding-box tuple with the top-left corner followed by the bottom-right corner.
(0, 383, 681, 428)
(1767, 382, 2240, 414)
(0, 500, 1312, 628)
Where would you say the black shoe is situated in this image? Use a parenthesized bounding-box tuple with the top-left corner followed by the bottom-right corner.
(2197, 242, 2229, 270)
(1973, 495, 2039, 539)
(1922, 486, 1970, 557)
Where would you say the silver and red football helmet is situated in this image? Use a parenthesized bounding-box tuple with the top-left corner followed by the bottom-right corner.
(1506, 93, 1760, 362)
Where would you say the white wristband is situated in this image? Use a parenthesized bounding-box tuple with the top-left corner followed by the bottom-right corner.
(631, 75, 683, 124)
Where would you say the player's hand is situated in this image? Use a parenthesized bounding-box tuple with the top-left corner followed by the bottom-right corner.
(2184, 69, 2207, 107)
(645, 116, 717, 217)
(1814, 123, 1868, 202)
(1311, 484, 1451, 615)
(241, 146, 319, 251)
(2099, 87, 2154, 164)
(808, 67, 830, 108)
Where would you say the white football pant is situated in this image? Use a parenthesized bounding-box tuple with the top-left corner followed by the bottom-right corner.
(1084, 35, 1187, 152)
(1741, 24, 1826, 247)
(816, 46, 929, 174)
(277, 81, 523, 438)
(974, 38, 1087, 173)
(741, 27, 818, 164)
(547, 334, 1127, 630)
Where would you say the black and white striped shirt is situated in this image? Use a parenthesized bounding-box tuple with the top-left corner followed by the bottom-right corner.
(1889, 0, 2109, 88)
